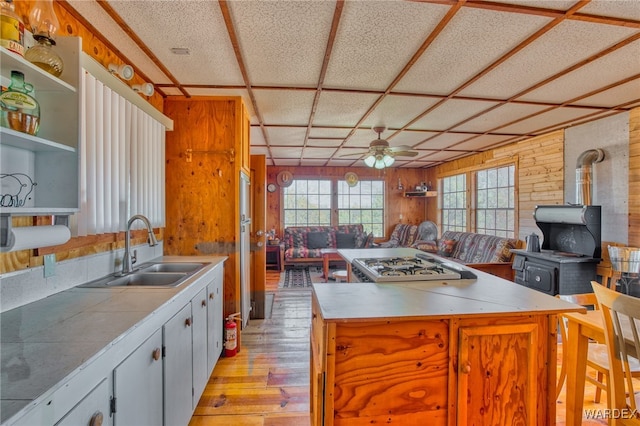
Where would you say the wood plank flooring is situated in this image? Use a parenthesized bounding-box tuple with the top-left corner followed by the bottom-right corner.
(190, 270, 609, 425)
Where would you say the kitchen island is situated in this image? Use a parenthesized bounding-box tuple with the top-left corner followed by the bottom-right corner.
(311, 249, 583, 425)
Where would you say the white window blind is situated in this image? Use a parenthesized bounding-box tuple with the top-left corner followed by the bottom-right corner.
(75, 70, 165, 237)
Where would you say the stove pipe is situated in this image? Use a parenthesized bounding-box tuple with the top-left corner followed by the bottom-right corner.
(576, 148, 604, 205)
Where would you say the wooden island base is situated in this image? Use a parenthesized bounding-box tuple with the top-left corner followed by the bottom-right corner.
(310, 276, 582, 425)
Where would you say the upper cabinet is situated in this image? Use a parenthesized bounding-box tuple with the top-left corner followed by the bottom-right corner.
(0, 37, 81, 216)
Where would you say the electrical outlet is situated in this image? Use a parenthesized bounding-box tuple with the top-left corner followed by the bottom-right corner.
(44, 254, 56, 278)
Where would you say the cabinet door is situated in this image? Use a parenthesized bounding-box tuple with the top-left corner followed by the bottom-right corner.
(163, 303, 194, 426)
(457, 323, 539, 426)
(55, 378, 111, 426)
(192, 288, 209, 408)
(207, 267, 224, 373)
(113, 329, 163, 426)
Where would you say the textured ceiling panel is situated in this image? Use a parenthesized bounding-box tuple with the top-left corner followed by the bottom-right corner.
(308, 128, 351, 138)
(303, 147, 340, 158)
(388, 130, 439, 147)
(270, 147, 303, 158)
(450, 134, 515, 151)
(408, 99, 500, 131)
(326, 159, 361, 167)
(499, 107, 607, 134)
(579, 1, 640, 20)
(415, 132, 473, 150)
(460, 20, 638, 99)
(108, 1, 243, 86)
(361, 95, 441, 129)
(313, 92, 379, 127)
(250, 146, 269, 155)
(574, 80, 640, 107)
(307, 139, 344, 148)
(453, 103, 550, 133)
(253, 89, 316, 125)
(519, 39, 640, 104)
(324, 1, 448, 91)
(491, 0, 577, 10)
(394, 7, 551, 95)
(265, 127, 307, 146)
(229, 1, 335, 86)
(342, 128, 389, 148)
(68, 0, 171, 84)
(250, 127, 266, 146)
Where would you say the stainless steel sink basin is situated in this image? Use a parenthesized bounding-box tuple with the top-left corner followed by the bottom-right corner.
(78, 261, 209, 288)
(139, 262, 205, 273)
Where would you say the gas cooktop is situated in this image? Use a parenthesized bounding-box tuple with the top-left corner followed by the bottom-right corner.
(352, 255, 465, 282)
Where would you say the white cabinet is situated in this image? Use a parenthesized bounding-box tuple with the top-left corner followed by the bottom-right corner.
(207, 267, 224, 372)
(0, 38, 81, 217)
(192, 287, 209, 408)
(112, 329, 163, 426)
(54, 379, 111, 426)
(163, 303, 194, 426)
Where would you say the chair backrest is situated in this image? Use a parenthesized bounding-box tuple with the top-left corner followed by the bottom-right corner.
(597, 242, 625, 289)
(416, 221, 437, 241)
(592, 281, 640, 424)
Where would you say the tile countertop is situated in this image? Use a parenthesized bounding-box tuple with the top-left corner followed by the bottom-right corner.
(0, 255, 227, 425)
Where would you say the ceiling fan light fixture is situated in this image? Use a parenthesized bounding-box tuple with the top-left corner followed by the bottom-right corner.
(383, 154, 395, 167)
(364, 155, 376, 167)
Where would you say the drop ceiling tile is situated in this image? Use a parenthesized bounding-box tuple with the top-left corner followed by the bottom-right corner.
(453, 103, 550, 133)
(228, 1, 335, 86)
(498, 107, 607, 134)
(303, 147, 339, 159)
(333, 147, 369, 160)
(273, 159, 303, 166)
(300, 159, 330, 167)
(250, 127, 266, 146)
(342, 128, 384, 148)
(408, 99, 500, 131)
(270, 147, 303, 158)
(460, 20, 638, 99)
(579, 1, 640, 20)
(388, 130, 439, 147)
(160, 87, 184, 96)
(326, 159, 361, 167)
(450, 134, 515, 151)
(307, 139, 344, 148)
(308, 128, 351, 138)
(253, 89, 316, 125)
(361, 95, 441, 129)
(106, 1, 244, 86)
(313, 92, 380, 127)
(573, 79, 640, 108)
(394, 7, 551, 95)
(518, 39, 640, 104)
(324, 1, 449, 91)
(250, 146, 270, 155)
(68, 0, 172, 84)
(415, 132, 472, 150)
(265, 127, 307, 146)
(490, 0, 577, 9)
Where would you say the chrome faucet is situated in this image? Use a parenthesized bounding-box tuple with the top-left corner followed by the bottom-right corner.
(122, 214, 158, 275)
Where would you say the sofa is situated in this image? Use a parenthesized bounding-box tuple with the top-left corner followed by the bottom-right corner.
(378, 221, 438, 248)
(412, 230, 523, 280)
(283, 224, 373, 265)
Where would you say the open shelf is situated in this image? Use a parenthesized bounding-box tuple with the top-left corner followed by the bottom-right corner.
(404, 191, 437, 198)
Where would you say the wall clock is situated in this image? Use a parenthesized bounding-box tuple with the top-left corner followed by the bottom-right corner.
(267, 183, 277, 193)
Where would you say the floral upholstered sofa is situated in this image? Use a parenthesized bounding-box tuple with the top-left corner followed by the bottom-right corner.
(283, 224, 373, 266)
(412, 230, 523, 281)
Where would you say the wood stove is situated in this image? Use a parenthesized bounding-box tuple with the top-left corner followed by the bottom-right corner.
(512, 205, 601, 295)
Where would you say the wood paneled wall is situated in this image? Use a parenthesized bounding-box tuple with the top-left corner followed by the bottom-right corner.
(265, 166, 435, 240)
(435, 130, 564, 239)
(629, 107, 640, 246)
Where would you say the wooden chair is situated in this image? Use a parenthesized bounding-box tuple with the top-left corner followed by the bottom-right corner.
(592, 282, 640, 425)
(597, 242, 625, 289)
(556, 293, 610, 403)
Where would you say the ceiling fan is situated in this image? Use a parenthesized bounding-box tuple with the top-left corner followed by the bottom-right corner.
(341, 126, 418, 169)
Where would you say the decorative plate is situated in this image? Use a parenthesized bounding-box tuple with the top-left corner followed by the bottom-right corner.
(267, 183, 277, 193)
(344, 172, 358, 187)
(276, 171, 293, 187)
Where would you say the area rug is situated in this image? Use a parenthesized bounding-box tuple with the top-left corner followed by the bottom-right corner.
(281, 267, 314, 288)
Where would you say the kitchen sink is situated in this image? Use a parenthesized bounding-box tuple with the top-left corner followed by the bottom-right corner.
(139, 262, 205, 273)
(78, 262, 209, 288)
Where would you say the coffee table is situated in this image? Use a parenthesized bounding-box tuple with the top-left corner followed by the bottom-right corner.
(320, 248, 344, 282)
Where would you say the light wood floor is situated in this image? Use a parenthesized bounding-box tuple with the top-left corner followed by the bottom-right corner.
(190, 270, 608, 425)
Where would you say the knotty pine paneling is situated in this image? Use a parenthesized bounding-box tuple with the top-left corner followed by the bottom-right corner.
(265, 166, 433, 241)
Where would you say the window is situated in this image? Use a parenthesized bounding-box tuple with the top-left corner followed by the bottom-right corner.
(337, 180, 384, 236)
(441, 174, 467, 232)
(283, 179, 332, 227)
(282, 178, 386, 236)
(476, 165, 515, 237)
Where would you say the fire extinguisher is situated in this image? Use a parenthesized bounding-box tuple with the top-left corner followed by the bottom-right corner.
(224, 313, 240, 357)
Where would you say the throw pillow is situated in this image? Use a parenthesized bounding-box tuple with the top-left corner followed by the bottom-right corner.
(412, 240, 438, 253)
(354, 231, 366, 248)
(307, 231, 331, 249)
(364, 232, 375, 248)
(437, 239, 456, 257)
(336, 232, 356, 249)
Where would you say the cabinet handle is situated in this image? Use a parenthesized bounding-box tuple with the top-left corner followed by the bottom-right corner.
(152, 348, 161, 361)
(89, 411, 104, 426)
(461, 362, 472, 375)
(185, 317, 192, 327)
(209, 292, 214, 300)
(202, 299, 207, 307)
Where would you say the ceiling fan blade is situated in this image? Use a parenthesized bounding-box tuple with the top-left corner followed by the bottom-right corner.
(388, 145, 415, 152)
(392, 150, 419, 157)
(339, 150, 370, 157)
